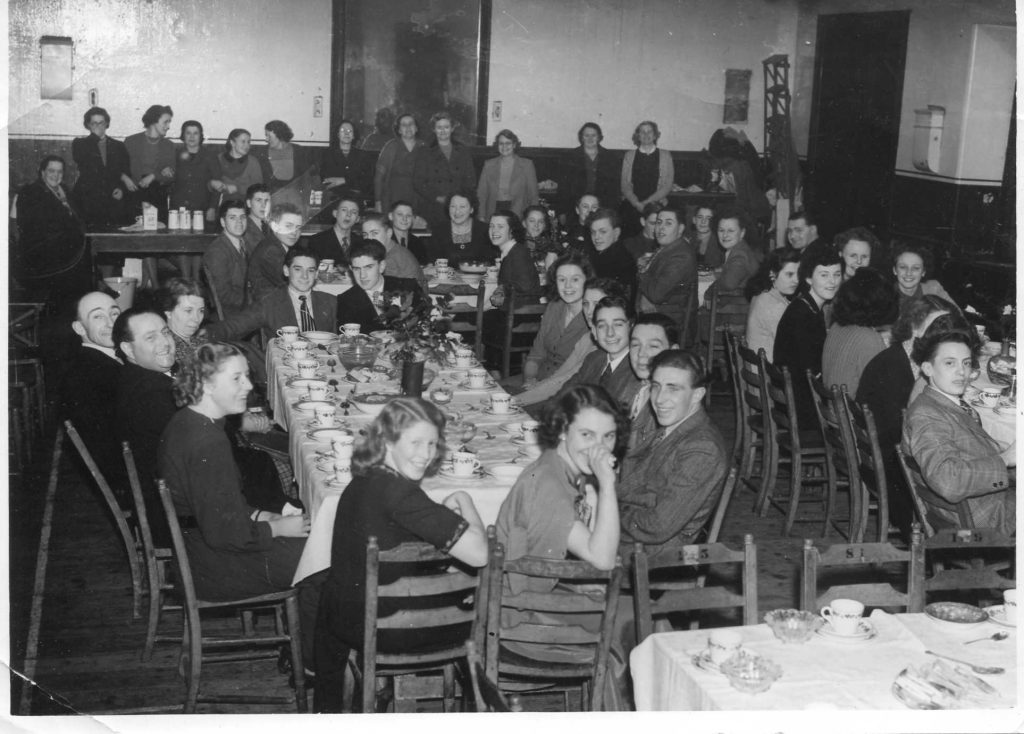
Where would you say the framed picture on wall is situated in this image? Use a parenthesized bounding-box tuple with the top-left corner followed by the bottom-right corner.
(333, 0, 492, 146)
(723, 68, 751, 124)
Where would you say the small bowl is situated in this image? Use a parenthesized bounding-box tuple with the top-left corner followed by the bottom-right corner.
(924, 601, 989, 628)
(444, 420, 477, 444)
(348, 392, 394, 416)
(720, 650, 782, 694)
(337, 343, 382, 371)
(301, 330, 337, 346)
(431, 388, 454, 404)
(764, 609, 822, 643)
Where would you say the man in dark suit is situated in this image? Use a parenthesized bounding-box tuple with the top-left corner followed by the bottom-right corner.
(203, 199, 253, 317)
(388, 200, 428, 264)
(336, 240, 422, 334)
(60, 291, 127, 503)
(248, 202, 304, 305)
(637, 205, 698, 348)
(583, 208, 636, 302)
(785, 209, 821, 252)
(206, 244, 337, 344)
(562, 295, 641, 412)
(618, 349, 728, 557)
(242, 183, 271, 254)
(309, 196, 362, 266)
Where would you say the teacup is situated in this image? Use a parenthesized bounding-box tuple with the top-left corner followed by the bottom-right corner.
(277, 325, 300, 343)
(490, 392, 513, 414)
(313, 404, 337, 427)
(307, 383, 330, 401)
(297, 358, 320, 379)
(468, 368, 489, 389)
(320, 259, 335, 271)
(819, 598, 865, 636)
(1004, 589, 1017, 624)
(289, 340, 312, 359)
(435, 258, 449, 270)
(332, 435, 355, 461)
(455, 348, 474, 370)
(485, 266, 499, 281)
(341, 323, 361, 338)
(334, 463, 353, 484)
(520, 420, 540, 444)
(451, 450, 481, 477)
(708, 629, 742, 665)
(979, 388, 1002, 408)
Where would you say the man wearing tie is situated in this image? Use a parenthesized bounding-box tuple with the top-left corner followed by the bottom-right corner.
(203, 199, 254, 316)
(242, 183, 272, 253)
(388, 199, 428, 264)
(617, 349, 728, 556)
(561, 295, 641, 412)
(902, 329, 1013, 534)
(248, 203, 305, 304)
(310, 195, 362, 266)
(335, 240, 422, 334)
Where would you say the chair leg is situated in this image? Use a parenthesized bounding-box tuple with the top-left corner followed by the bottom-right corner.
(783, 452, 803, 536)
(442, 663, 456, 712)
(756, 438, 778, 516)
(184, 615, 202, 714)
(142, 562, 163, 661)
(284, 595, 308, 713)
(821, 461, 837, 538)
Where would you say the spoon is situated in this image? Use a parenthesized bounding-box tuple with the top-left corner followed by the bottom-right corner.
(925, 650, 1004, 675)
(963, 631, 1010, 645)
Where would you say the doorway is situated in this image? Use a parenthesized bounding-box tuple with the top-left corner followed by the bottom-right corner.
(807, 11, 910, 240)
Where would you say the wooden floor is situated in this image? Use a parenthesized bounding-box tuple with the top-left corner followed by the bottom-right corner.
(8, 366, 845, 717)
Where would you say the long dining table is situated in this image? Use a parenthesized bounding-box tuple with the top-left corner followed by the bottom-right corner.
(265, 340, 526, 585)
(630, 609, 1017, 712)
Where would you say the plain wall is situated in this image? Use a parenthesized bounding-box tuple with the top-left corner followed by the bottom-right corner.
(486, 0, 800, 151)
(791, 0, 1015, 183)
(7, 0, 333, 144)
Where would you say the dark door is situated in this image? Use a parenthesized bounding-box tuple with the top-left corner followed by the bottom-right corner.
(807, 11, 909, 239)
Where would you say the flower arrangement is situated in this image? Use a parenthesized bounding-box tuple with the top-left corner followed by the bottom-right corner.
(379, 289, 459, 364)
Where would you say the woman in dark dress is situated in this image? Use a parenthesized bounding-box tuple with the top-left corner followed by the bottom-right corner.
(562, 122, 621, 216)
(772, 245, 843, 427)
(426, 190, 493, 265)
(374, 113, 425, 213)
(313, 397, 488, 712)
(71, 106, 133, 227)
(412, 111, 477, 226)
(619, 120, 674, 237)
(14, 155, 91, 305)
(320, 119, 375, 203)
(170, 120, 223, 224)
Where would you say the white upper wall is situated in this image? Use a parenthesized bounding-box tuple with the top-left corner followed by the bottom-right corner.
(485, 0, 800, 150)
(7, 0, 333, 143)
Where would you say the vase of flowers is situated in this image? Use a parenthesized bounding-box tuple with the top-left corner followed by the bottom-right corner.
(380, 289, 461, 378)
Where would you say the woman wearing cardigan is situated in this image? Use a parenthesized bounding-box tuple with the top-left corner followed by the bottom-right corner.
(620, 120, 674, 236)
(476, 128, 539, 220)
(412, 111, 477, 226)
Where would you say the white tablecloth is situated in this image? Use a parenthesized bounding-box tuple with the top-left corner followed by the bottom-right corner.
(630, 610, 1017, 711)
(265, 342, 522, 584)
(969, 354, 1017, 465)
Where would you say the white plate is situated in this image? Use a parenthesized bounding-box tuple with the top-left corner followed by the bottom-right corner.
(816, 619, 877, 642)
(483, 406, 524, 416)
(437, 465, 486, 480)
(293, 399, 336, 413)
(690, 647, 758, 674)
(969, 397, 1001, 411)
(307, 427, 353, 442)
(456, 379, 497, 392)
(985, 604, 1016, 628)
(287, 377, 330, 389)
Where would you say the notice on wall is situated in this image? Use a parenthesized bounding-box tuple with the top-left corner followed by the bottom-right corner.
(40, 36, 73, 100)
(723, 69, 751, 124)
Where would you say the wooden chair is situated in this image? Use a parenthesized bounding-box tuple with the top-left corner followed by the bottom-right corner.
(123, 441, 180, 661)
(800, 525, 925, 614)
(807, 374, 852, 539)
(922, 528, 1016, 607)
(447, 280, 486, 359)
(732, 341, 770, 503)
(703, 289, 748, 399)
(8, 302, 45, 353)
(756, 352, 829, 536)
(64, 421, 145, 620)
(156, 480, 307, 713)
(464, 640, 523, 713)
(483, 547, 623, 712)
(895, 445, 974, 537)
(632, 534, 758, 644)
(200, 263, 226, 322)
(703, 467, 739, 546)
(481, 290, 547, 378)
(841, 393, 892, 543)
(10, 358, 47, 448)
(358, 537, 482, 713)
(722, 332, 745, 465)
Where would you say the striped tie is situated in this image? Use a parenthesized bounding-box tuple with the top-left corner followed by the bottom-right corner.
(959, 398, 982, 426)
(299, 295, 316, 331)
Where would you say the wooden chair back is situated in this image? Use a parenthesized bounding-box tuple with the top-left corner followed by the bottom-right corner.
(761, 350, 799, 439)
(922, 528, 1016, 602)
(487, 289, 548, 378)
(722, 331, 745, 450)
(123, 441, 179, 660)
(807, 375, 854, 536)
(895, 445, 974, 537)
(705, 289, 749, 383)
(734, 341, 768, 485)
(200, 263, 226, 322)
(447, 280, 486, 358)
(632, 534, 758, 643)
(800, 525, 925, 614)
(483, 547, 623, 711)
(465, 640, 523, 713)
(841, 393, 891, 543)
(64, 420, 144, 620)
(362, 537, 481, 713)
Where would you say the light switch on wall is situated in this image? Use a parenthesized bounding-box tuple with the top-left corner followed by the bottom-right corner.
(491, 101, 502, 121)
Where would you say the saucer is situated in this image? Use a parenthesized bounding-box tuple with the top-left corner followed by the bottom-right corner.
(307, 427, 352, 442)
(484, 406, 524, 416)
(816, 619, 876, 642)
(438, 465, 486, 480)
(293, 399, 336, 413)
(924, 601, 988, 628)
(510, 436, 540, 448)
(969, 397, 1000, 410)
(690, 647, 756, 674)
(985, 604, 1016, 628)
(458, 379, 498, 392)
